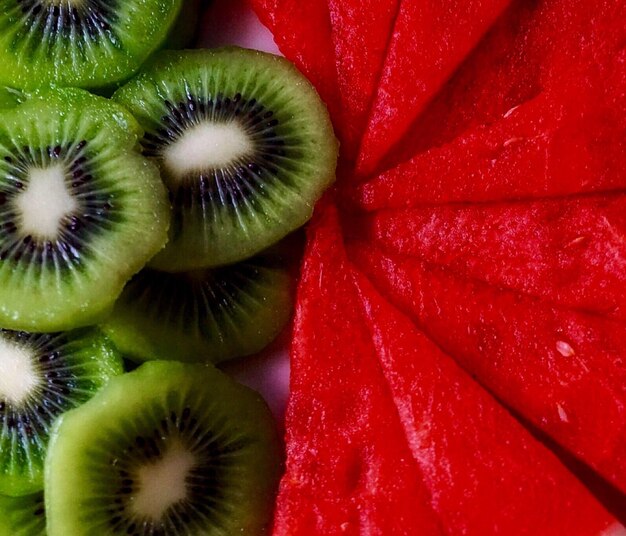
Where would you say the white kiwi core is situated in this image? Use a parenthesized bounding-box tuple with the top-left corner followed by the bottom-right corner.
(131, 440, 197, 520)
(15, 165, 77, 240)
(163, 120, 253, 181)
(0, 338, 40, 405)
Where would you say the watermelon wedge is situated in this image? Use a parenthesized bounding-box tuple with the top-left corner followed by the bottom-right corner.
(355, 66, 625, 209)
(356, 0, 511, 176)
(275, 201, 620, 534)
(274, 199, 443, 535)
(351, 243, 626, 495)
(249, 0, 626, 529)
(357, 194, 626, 320)
(369, 0, 626, 172)
(326, 0, 400, 160)
(248, 0, 340, 117)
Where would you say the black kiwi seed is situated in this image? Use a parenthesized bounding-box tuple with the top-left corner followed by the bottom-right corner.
(11, 0, 118, 48)
(0, 88, 170, 333)
(46, 361, 282, 536)
(0, 0, 183, 89)
(0, 140, 117, 268)
(0, 328, 123, 496)
(113, 48, 338, 271)
(0, 489, 46, 535)
(102, 246, 295, 364)
(142, 93, 285, 210)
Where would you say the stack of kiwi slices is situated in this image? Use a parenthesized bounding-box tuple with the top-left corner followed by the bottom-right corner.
(0, 0, 338, 534)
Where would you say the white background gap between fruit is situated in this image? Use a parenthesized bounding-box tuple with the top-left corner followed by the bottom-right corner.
(200, 0, 289, 426)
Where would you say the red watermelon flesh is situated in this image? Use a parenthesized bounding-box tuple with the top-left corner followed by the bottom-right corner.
(248, 0, 340, 118)
(274, 199, 443, 536)
(355, 0, 511, 177)
(275, 200, 619, 534)
(326, 0, 400, 161)
(376, 0, 626, 173)
(357, 194, 626, 320)
(355, 68, 626, 210)
(249, 0, 626, 528)
(350, 243, 626, 495)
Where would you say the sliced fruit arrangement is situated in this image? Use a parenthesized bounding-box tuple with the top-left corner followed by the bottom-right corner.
(0, 88, 170, 332)
(0, 1, 339, 535)
(0, 0, 183, 90)
(253, 0, 626, 531)
(103, 246, 295, 364)
(0, 328, 123, 496)
(45, 361, 281, 536)
(0, 491, 45, 536)
(275, 204, 618, 534)
(354, 0, 511, 175)
(1, 0, 624, 531)
(113, 48, 338, 270)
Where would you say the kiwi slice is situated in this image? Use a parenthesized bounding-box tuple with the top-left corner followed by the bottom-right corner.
(0, 87, 170, 332)
(0, 327, 123, 496)
(113, 48, 338, 270)
(45, 361, 282, 535)
(102, 247, 294, 364)
(0, 0, 183, 90)
(0, 491, 46, 535)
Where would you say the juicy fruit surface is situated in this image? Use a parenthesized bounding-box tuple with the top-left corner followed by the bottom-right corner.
(0, 88, 170, 332)
(103, 249, 294, 364)
(0, 0, 183, 89)
(113, 47, 338, 270)
(273, 202, 617, 535)
(252, 0, 626, 531)
(0, 328, 123, 496)
(45, 361, 281, 536)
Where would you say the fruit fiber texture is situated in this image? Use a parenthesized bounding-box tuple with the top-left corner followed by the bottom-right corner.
(252, 0, 626, 532)
(0, 0, 183, 90)
(275, 203, 616, 535)
(0, 88, 170, 332)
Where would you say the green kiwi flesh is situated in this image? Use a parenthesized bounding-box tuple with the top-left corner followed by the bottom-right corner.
(102, 247, 294, 364)
(45, 360, 281, 536)
(0, 491, 45, 535)
(0, 0, 183, 90)
(0, 328, 123, 496)
(0, 86, 22, 110)
(113, 47, 338, 270)
(0, 87, 170, 332)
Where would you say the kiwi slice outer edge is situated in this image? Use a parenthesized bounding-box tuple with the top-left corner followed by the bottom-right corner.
(101, 251, 295, 365)
(0, 491, 46, 536)
(113, 47, 339, 271)
(0, 0, 185, 90)
(0, 327, 124, 497)
(0, 87, 171, 332)
(45, 360, 282, 536)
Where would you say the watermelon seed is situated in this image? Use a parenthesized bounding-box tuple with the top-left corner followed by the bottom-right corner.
(503, 137, 524, 148)
(565, 236, 587, 248)
(503, 104, 521, 119)
(556, 340, 575, 357)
